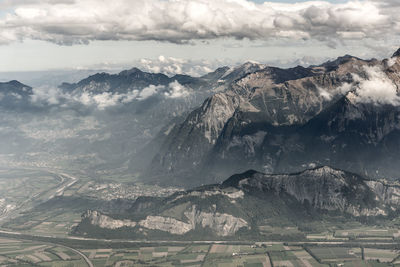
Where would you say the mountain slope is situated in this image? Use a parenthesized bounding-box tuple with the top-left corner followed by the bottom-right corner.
(146, 50, 400, 186)
(75, 166, 400, 240)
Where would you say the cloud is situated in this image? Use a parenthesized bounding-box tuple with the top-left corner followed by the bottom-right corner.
(139, 56, 215, 77)
(31, 86, 64, 105)
(320, 65, 400, 106)
(136, 85, 163, 100)
(318, 87, 333, 101)
(316, 63, 400, 106)
(164, 81, 190, 99)
(73, 56, 228, 77)
(0, 0, 397, 46)
(29, 81, 189, 109)
(351, 66, 400, 105)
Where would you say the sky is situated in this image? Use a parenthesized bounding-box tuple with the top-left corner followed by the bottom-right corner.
(0, 0, 399, 74)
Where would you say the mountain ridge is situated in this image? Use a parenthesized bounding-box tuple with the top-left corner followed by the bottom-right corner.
(75, 166, 400, 239)
(144, 48, 400, 187)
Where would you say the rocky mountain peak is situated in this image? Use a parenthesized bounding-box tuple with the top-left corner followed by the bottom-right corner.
(0, 80, 27, 88)
(6, 80, 25, 86)
(302, 166, 345, 177)
(222, 170, 260, 187)
(319, 54, 360, 71)
(118, 67, 143, 76)
(392, 47, 400, 58)
(0, 80, 32, 93)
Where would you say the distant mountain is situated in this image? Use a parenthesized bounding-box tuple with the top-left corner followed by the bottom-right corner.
(0, 80, 32, 110)
(146, 50, 400, 187)
(75, 166, 400, 240)
(0, 80, 31, 94)
(60, 68, 172, 93)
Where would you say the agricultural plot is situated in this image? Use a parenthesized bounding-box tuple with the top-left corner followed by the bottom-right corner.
(306, 233, 348, 241)
(0, 237, 397, 267)
(335, 228, 398, 239)
(258, 226, 302, 236)
(30, 218, 80, 236)
(308, 246, 365, 263)
(341, 261, 395, 267)
(4, 210, 81, 237)
(0, 238, 86, 266)
(81, 244, 208, 266)
(363, 248, 399, 262)
(204, 244, 329, 267)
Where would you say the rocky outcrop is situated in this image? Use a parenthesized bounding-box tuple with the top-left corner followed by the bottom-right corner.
(138, 216, 193, 235)
(224, 166, 400, 217)
(83, 205, 249, 236)
(366, 180, 400, 206)
(84, 210, 137, 229)
(184, 205, 248, 236)
(79, 166, 400, 239)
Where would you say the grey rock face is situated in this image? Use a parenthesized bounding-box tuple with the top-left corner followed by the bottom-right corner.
(80, 166, 400, 238)
(148, 50, 400, 186)
(84, 210, 137, 229)
(83, 205, 249, 236)
(230, 167, 389, 217)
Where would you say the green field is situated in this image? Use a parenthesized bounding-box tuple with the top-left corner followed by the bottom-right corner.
(0, 235, 399, 267)
(308, 246, 399, 266)
(308, 247, 362, 262)
(335, 228, 399, 239)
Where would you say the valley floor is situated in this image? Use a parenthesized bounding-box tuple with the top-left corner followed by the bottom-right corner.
(0, 230, 399, 267)
(1, 169, 399, 266)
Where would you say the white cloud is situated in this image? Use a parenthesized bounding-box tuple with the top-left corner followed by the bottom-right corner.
(31, 86, 64, 105)
(351, 66, 400, 105)
(318, 65, 400, 106)
(139, 56, 216, 77)
(0, 0, 396, 46)
(165, 81, 190, 99)
(86, 92, 126, 109)
(137, 85, 164, 100)
(318, 87, 332, 101)
(29, 81, 190, 109)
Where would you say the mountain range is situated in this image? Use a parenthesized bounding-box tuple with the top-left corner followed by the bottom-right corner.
(146, 49, 400, 187)
(1, 49, 400, 185)
(2, 48, 400, 240)
(0, 62, 265, 177)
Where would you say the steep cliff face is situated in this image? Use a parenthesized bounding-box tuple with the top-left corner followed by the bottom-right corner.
(148, 92, 241, 182)
(84, 210, 137, 229)
(224, 167, 400, 217)
(78, 167, 400, 239)
(183, 205, 249, 236)
(83, 204, 249, 236)
(147, 51, 400, 186)
(366, 180, 400, 206)
(226, 167, 386, 217)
